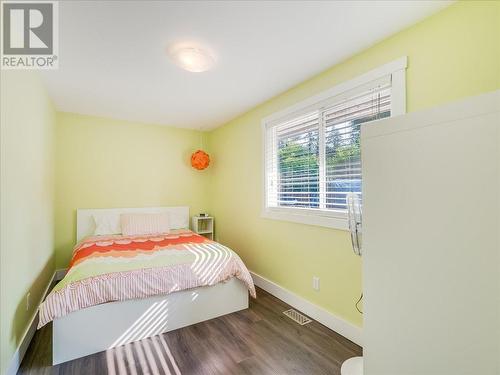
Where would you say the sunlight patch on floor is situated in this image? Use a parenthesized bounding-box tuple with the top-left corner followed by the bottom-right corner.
(106, 336, 181, 375)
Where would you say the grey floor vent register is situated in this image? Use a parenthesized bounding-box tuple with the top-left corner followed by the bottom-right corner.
(283, 309, 312, 325)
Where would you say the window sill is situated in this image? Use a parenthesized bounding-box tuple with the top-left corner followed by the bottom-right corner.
(261, 209, 348, 231)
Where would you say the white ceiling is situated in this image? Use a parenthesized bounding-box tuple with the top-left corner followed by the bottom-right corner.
(41, 1, 451, 130)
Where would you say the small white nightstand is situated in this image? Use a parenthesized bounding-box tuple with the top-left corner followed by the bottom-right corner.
(192, 216, 214, 240)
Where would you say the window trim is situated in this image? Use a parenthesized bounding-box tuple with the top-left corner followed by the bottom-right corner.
(261, 57, 407, 230)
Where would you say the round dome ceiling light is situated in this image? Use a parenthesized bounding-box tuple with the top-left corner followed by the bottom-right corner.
(169, 46, 215, 73)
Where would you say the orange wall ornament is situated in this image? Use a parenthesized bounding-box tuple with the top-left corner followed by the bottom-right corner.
(191, 149, 210, 170)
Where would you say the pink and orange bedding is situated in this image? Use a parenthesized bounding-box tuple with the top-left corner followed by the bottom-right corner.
(38, 229, 255, 328)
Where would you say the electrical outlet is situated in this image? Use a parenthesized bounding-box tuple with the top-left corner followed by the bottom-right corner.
(312, 276, 320, 291)
(26, 292, 31, 311)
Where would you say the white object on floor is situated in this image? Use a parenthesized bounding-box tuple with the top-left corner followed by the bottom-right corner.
(53, 277, 248, 365)
(341, 356, 363, 375)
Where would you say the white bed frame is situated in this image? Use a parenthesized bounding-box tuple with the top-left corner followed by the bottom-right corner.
(53, 206, 249, 365)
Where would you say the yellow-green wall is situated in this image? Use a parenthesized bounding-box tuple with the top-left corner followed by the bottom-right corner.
(206, 1, 500, 327)
(55, 113, 210, 268)
(0, 71, 55, 375)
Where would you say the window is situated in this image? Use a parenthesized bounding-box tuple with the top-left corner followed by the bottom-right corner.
(262, 58, 406, 229)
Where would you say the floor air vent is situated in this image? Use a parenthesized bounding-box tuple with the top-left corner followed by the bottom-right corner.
(283, 309, 312, 325)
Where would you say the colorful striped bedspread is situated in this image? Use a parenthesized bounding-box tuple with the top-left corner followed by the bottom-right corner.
(38, 229, 256, 328)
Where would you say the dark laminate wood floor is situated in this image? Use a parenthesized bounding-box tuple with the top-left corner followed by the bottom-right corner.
(18, 287, 362, 375)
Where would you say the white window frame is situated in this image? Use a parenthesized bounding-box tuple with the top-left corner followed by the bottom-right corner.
(261, 57, 407, 230)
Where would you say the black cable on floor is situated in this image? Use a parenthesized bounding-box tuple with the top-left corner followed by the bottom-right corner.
(355, 293, 363, 314)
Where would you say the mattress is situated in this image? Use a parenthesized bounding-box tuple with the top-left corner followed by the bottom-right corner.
(38, 229, 255, 328)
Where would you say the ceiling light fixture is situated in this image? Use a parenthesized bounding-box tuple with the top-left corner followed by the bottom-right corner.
(168, 46, 215, 73)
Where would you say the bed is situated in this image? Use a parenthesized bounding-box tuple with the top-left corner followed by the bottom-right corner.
(39, 206, 255, 365)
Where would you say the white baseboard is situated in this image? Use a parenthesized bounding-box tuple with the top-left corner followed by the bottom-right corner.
(250, 271, 363, 346)
(6, 269, 64, 375)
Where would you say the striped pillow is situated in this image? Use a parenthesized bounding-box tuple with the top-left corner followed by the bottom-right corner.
(120, 213, 170, 236)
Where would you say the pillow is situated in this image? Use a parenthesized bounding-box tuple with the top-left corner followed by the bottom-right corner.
(93, 213, 121, 236)
(120, 213, 170, 236)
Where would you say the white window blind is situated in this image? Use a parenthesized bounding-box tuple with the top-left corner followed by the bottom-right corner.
(267, 111, 320, 209)
(265, 80, 392, 215)
(324, 83, 391, 210)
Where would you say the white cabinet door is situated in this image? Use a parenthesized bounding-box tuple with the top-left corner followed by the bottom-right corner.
(361, 91, 500, 375)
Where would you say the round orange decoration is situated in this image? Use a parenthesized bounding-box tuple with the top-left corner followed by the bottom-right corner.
(191, 150, 210, 170)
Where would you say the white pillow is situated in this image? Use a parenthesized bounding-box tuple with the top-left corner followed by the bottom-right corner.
(120, 213, 170, 236)
(169, 212, 187, 229)
(93, 213, 122, 236)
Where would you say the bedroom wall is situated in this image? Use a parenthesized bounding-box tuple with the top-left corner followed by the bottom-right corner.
(54, 113, 210, 268)
(0, 71, 55, 375)
(206, 1, 500, 328)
